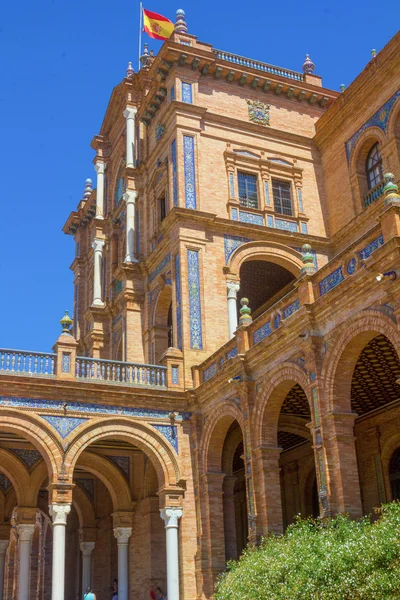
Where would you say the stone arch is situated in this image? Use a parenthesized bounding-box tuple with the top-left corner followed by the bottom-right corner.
(200, 402, 245, 473)
(72, 485, 96, 529)
(0, 410, 61, 480)
(65, 418, 181, 490)
(322, 310, 400, 414)
(76, 452, 132, 511)
(255, 363, 311, 447)
(228, 241, 303, 279)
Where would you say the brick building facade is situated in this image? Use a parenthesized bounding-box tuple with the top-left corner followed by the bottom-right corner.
(1, 12, 400, 600)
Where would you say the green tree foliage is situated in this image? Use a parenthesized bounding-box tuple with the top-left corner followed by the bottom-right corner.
(215, 503, 400, 599)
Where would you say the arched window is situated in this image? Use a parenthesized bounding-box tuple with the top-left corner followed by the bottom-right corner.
(366, 143, 383, 190)
(389, 448, 400, 500)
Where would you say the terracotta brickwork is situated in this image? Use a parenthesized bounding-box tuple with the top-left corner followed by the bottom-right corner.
(1, 21, 400, 600)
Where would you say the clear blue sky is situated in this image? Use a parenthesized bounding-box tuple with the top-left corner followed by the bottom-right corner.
(0, 0, 398, 352)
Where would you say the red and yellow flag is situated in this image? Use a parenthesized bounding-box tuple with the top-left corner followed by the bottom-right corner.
(143, 9, 174, 41)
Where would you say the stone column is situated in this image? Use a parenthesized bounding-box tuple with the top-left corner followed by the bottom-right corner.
(94, 162, 105, 219)
(113, 528, 132, 600)
(160, 508, 182, 600)
(50, 504, 71, 600)
(92, 238, 105, 307)
(123, 106, 137, 168)
(0, 540, 9, 600)
(80, 542, 95, 595)
(17, 524, 35, 600)
(123, 190, 138, 263)
(226, 282, 240, 338)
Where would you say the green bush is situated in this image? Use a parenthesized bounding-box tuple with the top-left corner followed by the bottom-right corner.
(215, 503, 400, 599)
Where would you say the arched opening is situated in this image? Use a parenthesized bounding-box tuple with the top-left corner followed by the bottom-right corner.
(238, 260, 295, 317)
(389, 449, 400, 501)
(278, 384, 317, 528)
(152, 286, 173, 364)
(366, 142, 384, 190)
(353, 136, 385, 208)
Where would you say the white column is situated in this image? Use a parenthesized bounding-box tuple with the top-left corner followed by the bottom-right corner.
(94, 162, 105, 219)
(160, 508, 183, 600)
(0, 540, 9, 600)
(80, 542, 95, 596)
(49, 504, 71, 600)
(123, 190, 138, 263)
(113, 528, 132, 600)
(226, 281, 240, 338)
(92, 238, 105, 307)
(17, 524, 35, 600)
(123, 106, 137, 168)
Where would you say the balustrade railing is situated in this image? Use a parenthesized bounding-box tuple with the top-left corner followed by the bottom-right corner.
(0, 349, 56, 376)
(213, 50, 304, 81)
(363, 181, 385, 208)
(76, 357, 167, 387)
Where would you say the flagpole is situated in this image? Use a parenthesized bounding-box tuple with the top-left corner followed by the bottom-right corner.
(138, 1, 143, 71)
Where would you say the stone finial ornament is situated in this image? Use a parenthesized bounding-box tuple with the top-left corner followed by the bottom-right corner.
(140, 43, 151, 69)
(371, 49, 377, 58)
(126, 62, 134, 78)
(301, 244, 317, 275)
(340, 84, 346, 92)
(302, 54, 315, 74)
(60, 311, 73, 334)
(175, 9, 188, 33)
(383, 173, 400, 206)
(239, 298, 253, 326)
(83, 178, 93, 201)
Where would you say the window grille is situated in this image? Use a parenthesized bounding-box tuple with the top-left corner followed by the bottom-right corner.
(238, 172, 258, 208)
(366, 143, 383, 190)
(272, 179, 293, 216)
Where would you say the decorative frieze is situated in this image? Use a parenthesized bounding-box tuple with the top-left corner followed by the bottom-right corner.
(319, 266, 344, 296)
(171, 139, 178, 206)
(253, 320, 272, 344)
(187, 250, 203, 350)
(175, 254, 183, 350)
(183, 136, 197, 209)
(359, 235, 384, 260)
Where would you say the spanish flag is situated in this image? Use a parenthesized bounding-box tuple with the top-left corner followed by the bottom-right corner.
(143, 9, 174, 41)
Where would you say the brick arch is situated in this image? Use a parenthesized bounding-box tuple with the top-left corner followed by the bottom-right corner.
(349, 126, 386, 175)
(299, 454, 318, 516)
(64, 418, 181, 489)
(221, 423, 243, 476)
(28, 461, 48, 508)
(322, 310, 400, 414)
(386, 95, 400, 140)
(0, 448, 30, 506)
(255, 364, 311, 447)
(278, 414, 312, 442)
(227, 241, 302, 279)
(72, 483, 97, 529)
(379, 433, 400, 502)
(200, 402, 245, 473)
(76, 452, 132, 512)
(153, 284, 172, 326)
(0, 410, 61, 479)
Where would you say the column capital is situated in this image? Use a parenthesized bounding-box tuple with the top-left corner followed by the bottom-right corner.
(160, 507, 183, 529)
(94, 161, 105, 175)
(49, 503, 71, 526)
(17, 524, 35, 542)
(226, 281, 240, 298)
(0, 540, 8, 554)
(92, 238, 105, 253)
(123, 190, 139, 204)
(113, 527, 132, 545)
(123, 106, 137, 119)
(80, 541, 95, 556)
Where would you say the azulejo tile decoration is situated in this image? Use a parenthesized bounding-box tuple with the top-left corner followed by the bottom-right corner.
(267, 215, 274, 228)
(0, 474, 12, 493)
(115, 159, 127, 206)
(312, 387, 320, 427)
(345, 89, 400, 162)
(297, 188, 304, 212)
(182, 82, 193, 104)
(274, 313, 281, 329)
(155, 122, 165, 142)
(319, 266, 345, 296)
(264, 181, 270, 205)
(253, 321, 272, 344)
(359, 235, 384, 260)
(172, 366, 179, 384)
(0, 396, 191, 421)
(152, 424, 178, 453)
(76, 478, 95, 501)
(283, 298, 300, 319)
(347, 257, 357, 275)
(204, 362, 217, 382)
(106, 455, 130, 480)
(10, 448, 41, 469)
(41, 416, 88, 439)
(229, 172, 235, 198)
(224, 234, 252, 264)
(62, 353, 70, 373)
(175, 254, 183, 350)
(171, 139, 178, 206)
(188, 250, 203, 350)
(239, 211, 264, 225)
(226, 346, 238, 360)
(149, 254, 171, 283)
(170, 85, 175, 101)
(183, 136, 197, 209)
(301, 222, 308, 234)
(275, 219, 298, 233)
(247, 100, 270, 125)
(231, 208, 238, 221)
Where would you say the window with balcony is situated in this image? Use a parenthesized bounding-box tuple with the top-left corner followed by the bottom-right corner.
(272, 179, 293, 216)
(366, 143, 383, 190)
(238, 171, 258, 209)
